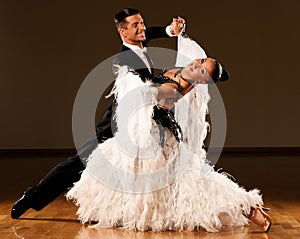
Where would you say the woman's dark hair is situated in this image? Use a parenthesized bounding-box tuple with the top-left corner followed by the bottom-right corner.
(211, 59, 230, 83)
(114, 8, 140, 29)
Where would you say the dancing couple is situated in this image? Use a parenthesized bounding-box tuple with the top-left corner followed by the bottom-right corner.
(12, 8, 271, 233)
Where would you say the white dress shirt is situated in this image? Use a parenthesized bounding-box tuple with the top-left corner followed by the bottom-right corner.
(123, 42, 152, 73)
(122, 26, 176, 73)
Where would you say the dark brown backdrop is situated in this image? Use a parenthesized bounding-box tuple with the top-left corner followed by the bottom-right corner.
(1, 0, 299, 149)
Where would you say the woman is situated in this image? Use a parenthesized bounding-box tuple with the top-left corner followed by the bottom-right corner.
(66, 28, 271, 233)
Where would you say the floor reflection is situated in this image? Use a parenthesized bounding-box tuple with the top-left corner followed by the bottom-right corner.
(74, 226, 270, 239)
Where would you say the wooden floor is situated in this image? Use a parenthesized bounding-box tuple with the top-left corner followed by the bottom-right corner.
(1, 153, 300, 239)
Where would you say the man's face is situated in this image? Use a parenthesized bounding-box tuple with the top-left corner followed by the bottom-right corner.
(119, 14, 146, 46)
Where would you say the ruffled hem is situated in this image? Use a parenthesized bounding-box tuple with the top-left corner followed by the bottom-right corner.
(66, 140, 263, 232)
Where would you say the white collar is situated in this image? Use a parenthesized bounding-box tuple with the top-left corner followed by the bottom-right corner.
(123, 42, 147, 53)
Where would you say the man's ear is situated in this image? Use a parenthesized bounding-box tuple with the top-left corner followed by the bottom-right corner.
(118, 28, 126, 38)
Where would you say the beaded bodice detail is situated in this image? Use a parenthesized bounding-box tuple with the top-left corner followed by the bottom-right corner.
(152, 68, 185, 94)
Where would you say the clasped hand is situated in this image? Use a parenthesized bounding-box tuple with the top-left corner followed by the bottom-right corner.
(169, 16, 185, 36)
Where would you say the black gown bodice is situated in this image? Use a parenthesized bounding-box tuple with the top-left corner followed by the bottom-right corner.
(151, 69, 184, 143)
(152, 68, 185, 94)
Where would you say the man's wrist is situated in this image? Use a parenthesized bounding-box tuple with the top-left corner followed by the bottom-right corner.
(165, 25, 176, 37)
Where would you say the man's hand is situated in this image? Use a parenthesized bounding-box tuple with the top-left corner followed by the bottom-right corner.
(156, 84, 180, 99)
(156, 84, 181, 109)
(158, 98, 179, 109)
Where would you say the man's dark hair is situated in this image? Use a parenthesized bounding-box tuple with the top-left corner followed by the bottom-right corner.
(114, 8, 140, 29)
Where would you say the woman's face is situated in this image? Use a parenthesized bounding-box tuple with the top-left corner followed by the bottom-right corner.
(181, 58, 216, 84)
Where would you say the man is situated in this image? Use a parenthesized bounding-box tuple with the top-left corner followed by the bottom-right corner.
(11, 8, 184, 219)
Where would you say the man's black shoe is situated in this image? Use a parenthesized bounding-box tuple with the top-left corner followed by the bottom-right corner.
(11, 187, 36, 219)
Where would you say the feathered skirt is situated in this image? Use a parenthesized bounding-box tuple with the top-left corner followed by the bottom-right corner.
(66, 123, 263, 232)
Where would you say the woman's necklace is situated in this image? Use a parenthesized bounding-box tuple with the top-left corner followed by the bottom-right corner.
(174, 68, 194, 85)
